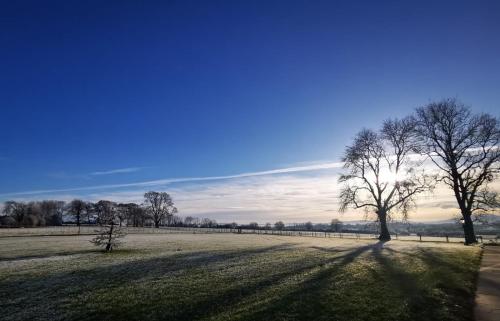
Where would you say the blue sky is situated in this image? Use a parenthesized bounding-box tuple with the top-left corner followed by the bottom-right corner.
(1, 1, 499, 222)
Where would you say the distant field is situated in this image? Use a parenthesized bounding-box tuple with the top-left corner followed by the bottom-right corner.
(0, 226, 471, 243)
(0, 233, 481, 321)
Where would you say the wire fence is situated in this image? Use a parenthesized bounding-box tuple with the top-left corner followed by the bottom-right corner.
(0, 225, 497, 244)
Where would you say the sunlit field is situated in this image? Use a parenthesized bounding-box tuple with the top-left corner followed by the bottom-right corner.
(0, 233, 481, 321)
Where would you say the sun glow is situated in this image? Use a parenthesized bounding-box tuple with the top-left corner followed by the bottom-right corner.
(377, 167, 407, 184)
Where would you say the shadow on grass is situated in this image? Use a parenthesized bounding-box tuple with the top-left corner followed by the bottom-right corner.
(226, 241, 474, 321)
(1, 242, 346, 321)
(0, 249, 99, 262)
(1, 240, 477, 321)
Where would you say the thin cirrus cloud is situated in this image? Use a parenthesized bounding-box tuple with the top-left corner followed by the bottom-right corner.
(0, 162, 345, 198)
(90, 167, 144, 176)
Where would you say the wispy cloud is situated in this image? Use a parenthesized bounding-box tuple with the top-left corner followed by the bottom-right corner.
(0, 162, 344, 197)
(5, 171, 480, 223)
(90, 167, 144, 176)
(2, 159, 490, 223)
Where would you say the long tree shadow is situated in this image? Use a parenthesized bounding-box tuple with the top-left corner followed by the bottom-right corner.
(219, 241, 385, 321)
(1, 241, 381, 321)
(0, 249, 99, 262)
(371, 244, 475, 321)
(75, 242, 381, 321)
(231, 241, 472, 321)
(5, 240, 470, 321)
(1, 244, 305, 320)
(369, 244, 438, 320)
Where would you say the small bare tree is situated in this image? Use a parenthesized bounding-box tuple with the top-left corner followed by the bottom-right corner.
(415, 99, 500, 244)
(143, 191, 177, 228)
(91, 200, 125, 252)
(339, 118, 434, 241)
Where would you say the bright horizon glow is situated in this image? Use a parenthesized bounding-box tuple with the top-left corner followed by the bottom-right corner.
(2, 159, 496, 224)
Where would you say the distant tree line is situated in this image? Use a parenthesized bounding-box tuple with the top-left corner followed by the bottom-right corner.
(0, 196, 346, 233)
(218, 219, 344, 232)
(0, 191, 211, 228)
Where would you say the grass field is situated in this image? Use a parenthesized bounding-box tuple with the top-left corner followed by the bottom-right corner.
(0, 233, 481, 321)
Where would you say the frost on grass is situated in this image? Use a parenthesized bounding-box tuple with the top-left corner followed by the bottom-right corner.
(0, 234, 482, 321)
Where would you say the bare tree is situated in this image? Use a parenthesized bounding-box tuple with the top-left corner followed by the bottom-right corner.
(122, 203, 146, 227)
(330, 218, 342, 232)
(248, 222, 259, 229)
(191, 217, 201, 227)
(116, 203, 131, 226)
(339, 118, 434, 241)
(90, 200, 125, 252)
(305, 221, 313, 231)
(39, 200, 65, 226)
(68, 199, 86, 232)
(94, 200, 116, 224)
(183, 216, 195, 227)
(415, 99, 500, 244)
(84, 202, 95, 224)
(200, 218, 217, 228)
(91, 200, 125, 252)
(143, 191, 177, 228)
(3, 201, 27, 227)
(274, 221, 285, 230)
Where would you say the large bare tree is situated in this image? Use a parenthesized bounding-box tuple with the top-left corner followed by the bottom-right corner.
(415, 99, 500, 244)
(339, 118, 433, 241)
(143, 191, 177, 228)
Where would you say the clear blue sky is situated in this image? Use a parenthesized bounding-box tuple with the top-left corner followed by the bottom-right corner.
(1, 0, 499, 217)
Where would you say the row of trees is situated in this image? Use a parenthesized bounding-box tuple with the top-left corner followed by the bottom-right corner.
(2, 200, 66, 227)
(1, 191, 179, 228)
(230, 219, 343, 232)
(1, 200, 341, 232)
(339, 99, 500, 244)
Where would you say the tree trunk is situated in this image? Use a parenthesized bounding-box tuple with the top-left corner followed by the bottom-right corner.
(106, 224, 114, 252)
(462, 212, 477, 245)
(378, 211, 391, 241)
(155, 221, 160, 228)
